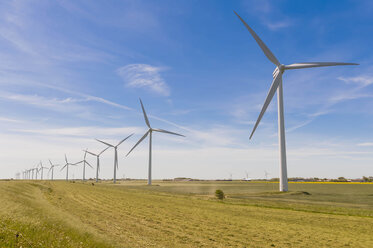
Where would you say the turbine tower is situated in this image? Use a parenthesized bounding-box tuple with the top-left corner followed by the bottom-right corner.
(126, 99, 185, 186)
(96, 134, 133, 184)
(85, 147, 109, 182)
(48, 159, 60, 180)
(234, 11, 358, 192)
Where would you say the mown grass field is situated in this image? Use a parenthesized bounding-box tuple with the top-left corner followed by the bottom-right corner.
(0, 180, 372, 247)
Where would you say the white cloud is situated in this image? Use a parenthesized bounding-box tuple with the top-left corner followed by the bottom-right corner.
(265, 20, 292, 30)
(0, 92, 88, 113)
(0, 117, 23, 123)
(357, 142, 373, 147)
(328, 75, 373, 104)
(338, 76, 373, 88)
(117, 64, 170, 96)
(243, 0, 294, 30)
(12, 126, 143, 138)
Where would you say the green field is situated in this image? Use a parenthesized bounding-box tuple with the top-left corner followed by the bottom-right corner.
(0, 180, 372, 247)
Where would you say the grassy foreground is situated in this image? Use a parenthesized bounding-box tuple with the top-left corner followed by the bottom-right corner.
(0, 180, 372, 247)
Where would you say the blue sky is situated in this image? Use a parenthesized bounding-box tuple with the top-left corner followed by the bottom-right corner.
(1, 0, 373, 180)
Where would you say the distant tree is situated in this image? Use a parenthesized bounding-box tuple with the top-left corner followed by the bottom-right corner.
(363, 176, 373, 182)
(215, 189, 225, 200)
(337, 177, 348, 182)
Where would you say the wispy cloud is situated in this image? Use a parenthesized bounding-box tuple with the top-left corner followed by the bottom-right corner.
(338, 75, 373, 88)
(242, 0, 294, 30)
(329, 75, 373, 104)
(0, 92, 88, 113)
(0, 117, 23, 123)
(117, 64, 170, 96)
(265, 20, 293, 30)
(12, 126, 142, 138)
(357, 142, 373, 147)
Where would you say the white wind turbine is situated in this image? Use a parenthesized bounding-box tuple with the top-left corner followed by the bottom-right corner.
(60, 154, 74, 181)
(96, 134, 133, 184)
(245, 171, 249, 181)
(75, 149, 93, 181)
(35, 166, 40, 180)
(48, 159, 60, 180)
(85, 147, 110, 182)
(234, 11, 358, 192)
(39, 161, 48, 180)
(126, 99, 185, 185)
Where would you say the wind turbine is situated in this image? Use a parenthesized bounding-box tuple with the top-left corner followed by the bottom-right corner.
(48, 159, 60, 180)
(264, 170, 270, 181)
(126, 99, 185, 186)
(39, 161, 48, 180)
(245, 171, 249, 181)
(60, 154, 74, 181)
(75, 149, 93, 181)
(96, 134, 133, 184)
(35, 165, 40, 180)
(234, 11, 358, 192)
(85, 146, 110, 182)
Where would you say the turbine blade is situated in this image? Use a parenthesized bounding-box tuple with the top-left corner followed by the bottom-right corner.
(86, 150, 97, 156)
(152, 128, 185, 137)
(139, 98, 151, 128)
(126, 131, 149, 157)
(250, 72, 282, 139)
(117, 133, 134, 147)
(86, 161, 93, 169)
(49, 159, 52, 166)
(99, 146, 110, 156)
(73, 160, 84, 165)
(61, 164, 67, 171)
(234, 11, 280, 66)
(84, 148, 88, 159)
(96, 139, 114, 147)
(65, 154, 68, 164)
(285, 62, 359, 70)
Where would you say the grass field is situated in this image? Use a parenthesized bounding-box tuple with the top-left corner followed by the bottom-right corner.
(0, 180, 372, 247)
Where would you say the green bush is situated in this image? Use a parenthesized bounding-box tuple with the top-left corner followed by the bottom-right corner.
(215, 189, 225, 200)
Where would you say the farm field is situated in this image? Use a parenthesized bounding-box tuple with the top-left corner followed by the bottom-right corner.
(0, 180, 372, 247)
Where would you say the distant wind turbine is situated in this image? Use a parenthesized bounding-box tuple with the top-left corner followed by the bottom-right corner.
(85, 146, 110, 182)
(96, 134, 133, 184)
(234, 11, 358, 192)
(35, 165, 40, 180)
(126, 99, 185, 185)
(60, 154, 74, 181)
(39, 161, 48, 180)
(245, 171, 249, 181)
(264, 170, 270, 181)
(48, 159, 60, 180)
(75, 149, 93, 181)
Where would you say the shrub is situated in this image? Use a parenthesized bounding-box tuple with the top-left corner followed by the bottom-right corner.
(215, 189, 225, 200)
